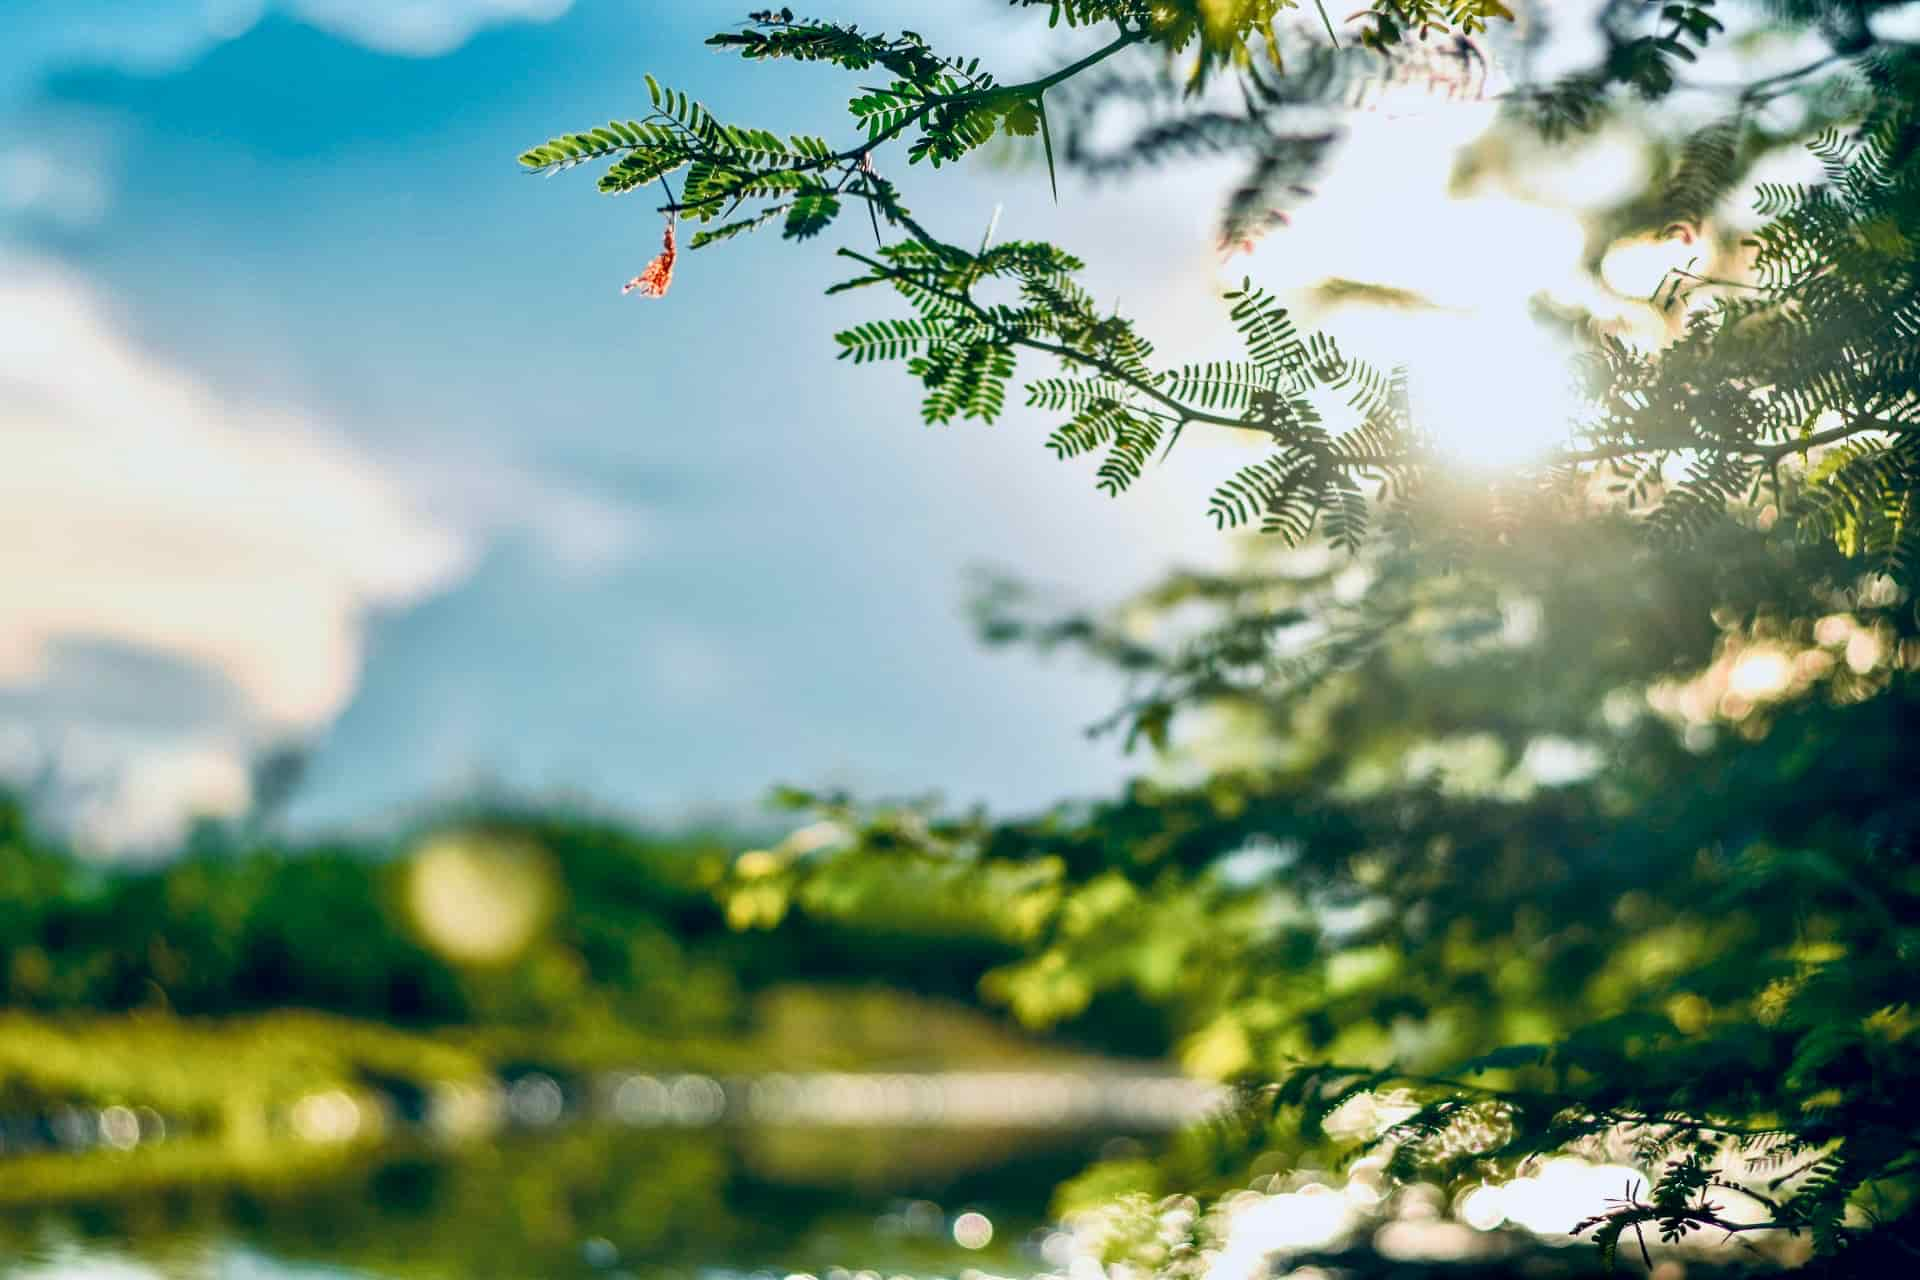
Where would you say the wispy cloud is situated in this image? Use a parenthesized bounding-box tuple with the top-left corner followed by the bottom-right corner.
(391, 447, 648, 579)
(290, 0, 573, 57)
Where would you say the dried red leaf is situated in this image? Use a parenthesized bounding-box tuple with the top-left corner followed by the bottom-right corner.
(623, 216, 677, 297)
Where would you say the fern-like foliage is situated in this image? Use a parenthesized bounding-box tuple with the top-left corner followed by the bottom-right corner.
(521, 6, 1549, 556)
(525, 8, 1904, 582)
(1334, 812, 1920, 1264)
(1619, 55, 1920, 581)
(524, 4, 1919, 583)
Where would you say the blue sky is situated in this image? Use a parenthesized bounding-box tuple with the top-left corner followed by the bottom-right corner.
(3, 1, 1705, 849)
(1, 1, 1252, 848)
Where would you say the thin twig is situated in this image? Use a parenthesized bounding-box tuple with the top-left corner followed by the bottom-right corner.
(1313, 0, 1342, 48)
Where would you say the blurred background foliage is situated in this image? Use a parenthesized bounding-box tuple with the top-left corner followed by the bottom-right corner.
(725, 518, 1920, 1266)
(10, 510, 1913, 1272)
(0, 794, 1118, 1087)
(0, 790, 1128, 1274)
(10, 0, 1920, 1276)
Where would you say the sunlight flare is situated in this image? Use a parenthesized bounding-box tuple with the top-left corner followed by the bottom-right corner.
(1403, 312, 1583, 469)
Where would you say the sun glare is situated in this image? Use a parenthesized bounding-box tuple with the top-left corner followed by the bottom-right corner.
(1246, 103, 1597, 473)
(1404, 313, 1583, 469)
(1322, 304, 1585, 471)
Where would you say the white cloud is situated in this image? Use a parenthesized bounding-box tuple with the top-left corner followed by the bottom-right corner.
(0, 255, 469, 846)
(83, 740, 255, 853)
(289, 0, 573, 56)
(0, 252, 653, 849)
(0, 1, 574, 107)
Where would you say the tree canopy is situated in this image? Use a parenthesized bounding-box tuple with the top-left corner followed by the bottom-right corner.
(526, 2, 1920, 1272)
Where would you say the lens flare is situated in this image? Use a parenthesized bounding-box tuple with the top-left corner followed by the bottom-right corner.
(406, 831, 556, 965)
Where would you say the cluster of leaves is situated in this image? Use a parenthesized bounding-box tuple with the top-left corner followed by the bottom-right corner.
(1494, 0, 1727, 137)
(839, 248, 1416, 538)
(516, 5, 1543, 553)
(1048, 36, 1468, 254)
(519, 12, 1114, 248)
(1354, 1, 1516, 50)
(1334, 705, 1920, 1269)
(1012, 1, 1512, 82)
(1638, 74, 1920, 580)
(526, 3, 1920, 591)
(725, 524, 1920, 1267)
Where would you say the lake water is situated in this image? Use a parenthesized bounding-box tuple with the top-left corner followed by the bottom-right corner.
(0, 1075, 1212, 1279)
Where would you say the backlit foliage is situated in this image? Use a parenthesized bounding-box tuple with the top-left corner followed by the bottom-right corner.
(523, 3, 1920, 1268)
(520, 4, 1509, 557)
(525, 2, 1917, 584)
(733, 526, 1920, 1268)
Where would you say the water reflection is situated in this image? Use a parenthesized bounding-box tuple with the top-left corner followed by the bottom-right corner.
(1, 1072, 1220, 1160)
(0, 1117, 1131, 1279)
(3, 1078, 1767, 1278)
(2, 1100, 1781, 1279)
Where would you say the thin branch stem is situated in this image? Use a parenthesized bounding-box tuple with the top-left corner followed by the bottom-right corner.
(1676, 53, 1848, 103)
(1313, 0, 1342, 48)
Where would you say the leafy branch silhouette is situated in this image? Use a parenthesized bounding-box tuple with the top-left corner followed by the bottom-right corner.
(524, 4, 1919, 580)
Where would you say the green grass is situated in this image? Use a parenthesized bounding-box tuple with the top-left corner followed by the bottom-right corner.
(0, 1009, 488, 1119)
